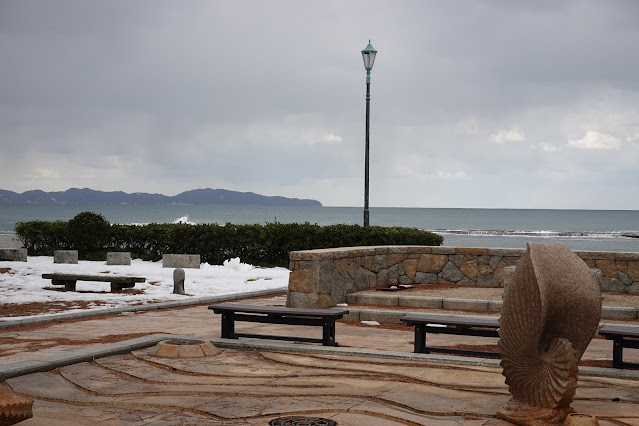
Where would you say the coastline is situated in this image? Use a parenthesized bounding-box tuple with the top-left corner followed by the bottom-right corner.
(1, 204, 637, 252)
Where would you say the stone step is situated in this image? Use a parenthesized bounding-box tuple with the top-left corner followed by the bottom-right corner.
(342, 308, 494, 324)
(341, 306, 638, 324)
(346, 293, 501, 311)
(344, 293, 638, 320)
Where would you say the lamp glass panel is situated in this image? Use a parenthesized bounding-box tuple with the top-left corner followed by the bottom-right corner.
(367, 51, 376, 69)
(362, 52, 370, 69)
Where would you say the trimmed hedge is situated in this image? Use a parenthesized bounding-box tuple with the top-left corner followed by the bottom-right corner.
(15, 214, 443, 267)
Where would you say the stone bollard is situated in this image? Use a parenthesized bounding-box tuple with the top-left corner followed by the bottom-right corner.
(173, 268, 186, 294)
(54, 250, 78, 264)
(107, 252, 131, 265)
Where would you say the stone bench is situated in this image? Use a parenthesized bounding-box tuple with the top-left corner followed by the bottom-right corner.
(0, 248, 27, 262)
(208, 303, 349, 346)
(400, 313, 500, 358)
(42, 273, 145, 292)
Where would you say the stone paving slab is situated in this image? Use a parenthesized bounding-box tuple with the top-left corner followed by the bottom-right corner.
(2, 290, 639, 424)
(5, 347, 638, 425)
(3, 294, 639, 376)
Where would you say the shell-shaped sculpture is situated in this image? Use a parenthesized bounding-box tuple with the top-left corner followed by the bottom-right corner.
(498, 243, 601, 425)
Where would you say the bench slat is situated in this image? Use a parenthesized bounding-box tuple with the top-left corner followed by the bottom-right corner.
(599, 325, 639, 339)
(225, 313, 328, 327)
(209, 303, 349, 318)
(401, 314, 500, 329)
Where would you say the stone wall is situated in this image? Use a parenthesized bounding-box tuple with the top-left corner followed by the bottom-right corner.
(287, 246, 639, 309)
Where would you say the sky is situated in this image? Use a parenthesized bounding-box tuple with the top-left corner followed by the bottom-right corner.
(1, 0, 638, 209)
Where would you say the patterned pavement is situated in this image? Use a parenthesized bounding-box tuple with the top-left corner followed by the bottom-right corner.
(1, 294, 638, 425)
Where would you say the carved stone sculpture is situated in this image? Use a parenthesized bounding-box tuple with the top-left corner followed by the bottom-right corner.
(498, 243, 601, 425)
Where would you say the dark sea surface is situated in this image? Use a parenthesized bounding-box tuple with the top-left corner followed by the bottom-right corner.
(1, 204, 637, 252)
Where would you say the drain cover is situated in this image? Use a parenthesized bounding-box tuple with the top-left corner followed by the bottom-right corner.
(269, 417, 337, 426)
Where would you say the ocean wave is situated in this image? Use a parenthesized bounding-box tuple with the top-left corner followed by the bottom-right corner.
(428, 229, 639, 239)
(118, 216, 199, 226)
(172, 215, 197, 225)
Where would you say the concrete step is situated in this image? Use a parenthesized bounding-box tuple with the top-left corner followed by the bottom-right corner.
(346, 292, 501, 311)
(344, 292, 638, 320)
(342, 307, 492, 324)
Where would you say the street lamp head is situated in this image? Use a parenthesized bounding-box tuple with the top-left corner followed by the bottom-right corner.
(361, 40, 377, 74)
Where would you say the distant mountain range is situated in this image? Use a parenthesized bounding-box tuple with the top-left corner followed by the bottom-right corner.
(0, 188, 322, 207)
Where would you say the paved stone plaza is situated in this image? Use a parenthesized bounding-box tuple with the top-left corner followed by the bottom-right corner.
(1, 293, 638, 425)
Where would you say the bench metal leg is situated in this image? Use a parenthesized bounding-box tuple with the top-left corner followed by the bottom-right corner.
(322, 319, 338, 346)
(414, 324, 428, 353)
(221, 312, 237, 339)
(52, 279, 77, 291)
(111, 282, 123, 292)
(612, 338, 624, 369)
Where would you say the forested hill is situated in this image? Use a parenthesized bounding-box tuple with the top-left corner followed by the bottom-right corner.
(0, 188, 322, 207)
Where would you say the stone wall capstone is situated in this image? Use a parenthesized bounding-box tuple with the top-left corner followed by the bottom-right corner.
(287, 246, 639, 309)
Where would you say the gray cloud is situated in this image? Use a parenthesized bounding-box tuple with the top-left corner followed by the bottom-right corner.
(1, 0, 638, 208)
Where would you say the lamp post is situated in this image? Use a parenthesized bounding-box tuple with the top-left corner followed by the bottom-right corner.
(361, 40, 377, 227)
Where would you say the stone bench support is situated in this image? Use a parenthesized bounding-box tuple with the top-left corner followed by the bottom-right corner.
(54, 250, 78, 264)
(287, 246, 639, 309)
(0, 248, 27, 262)
(107, 252, 131, 265)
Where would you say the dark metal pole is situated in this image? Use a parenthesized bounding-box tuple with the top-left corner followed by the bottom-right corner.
(364, 80, 370, 226)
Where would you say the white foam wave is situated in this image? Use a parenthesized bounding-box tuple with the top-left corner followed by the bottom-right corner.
(427, 229, 639, 239)
(172, 215, 197, 225)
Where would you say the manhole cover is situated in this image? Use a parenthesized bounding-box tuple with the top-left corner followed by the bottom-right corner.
(269, 417, 337, 426)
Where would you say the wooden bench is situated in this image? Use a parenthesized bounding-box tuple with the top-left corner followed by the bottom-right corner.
(42, 273, 146, 292)
(208, 303, 349, 346)
(401, 313, 500, 358)
(599, 324, 639, 369)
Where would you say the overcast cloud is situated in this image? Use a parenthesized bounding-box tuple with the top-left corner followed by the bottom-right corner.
(1, 0, 638, 209)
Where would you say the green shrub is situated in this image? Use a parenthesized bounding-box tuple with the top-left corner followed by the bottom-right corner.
(67, 211, 111, 255)
(14, 220, 68, 255)
(15, 217, 443, 266)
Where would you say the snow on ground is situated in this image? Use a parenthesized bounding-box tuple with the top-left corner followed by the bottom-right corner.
(0, 256, 289, 318)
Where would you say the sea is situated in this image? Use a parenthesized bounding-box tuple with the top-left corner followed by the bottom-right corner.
(0, 204, 638, 253)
